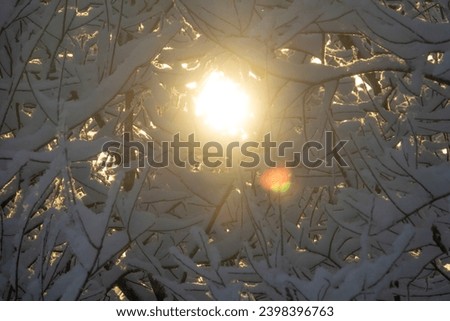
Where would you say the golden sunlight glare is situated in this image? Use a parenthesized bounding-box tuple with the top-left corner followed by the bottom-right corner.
(195, 71, 251, 138)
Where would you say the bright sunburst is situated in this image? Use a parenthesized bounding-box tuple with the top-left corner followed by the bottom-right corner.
(195, 71, 251, 138)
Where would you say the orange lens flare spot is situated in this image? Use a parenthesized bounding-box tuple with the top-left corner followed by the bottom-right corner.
(260, 167, 292, 193)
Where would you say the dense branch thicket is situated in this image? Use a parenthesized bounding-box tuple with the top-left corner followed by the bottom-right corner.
(1, 0, 450, 300)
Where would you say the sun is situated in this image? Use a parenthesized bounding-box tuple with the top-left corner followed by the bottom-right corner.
(195, 71, 252, 138)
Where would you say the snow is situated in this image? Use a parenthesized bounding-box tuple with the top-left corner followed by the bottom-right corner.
(2, 0, 450, 301)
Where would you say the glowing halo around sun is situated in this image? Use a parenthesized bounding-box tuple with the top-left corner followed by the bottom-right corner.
(195, 71, 252, 138)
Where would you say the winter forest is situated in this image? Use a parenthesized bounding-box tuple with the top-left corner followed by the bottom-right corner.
(1, 0, 450, 301)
